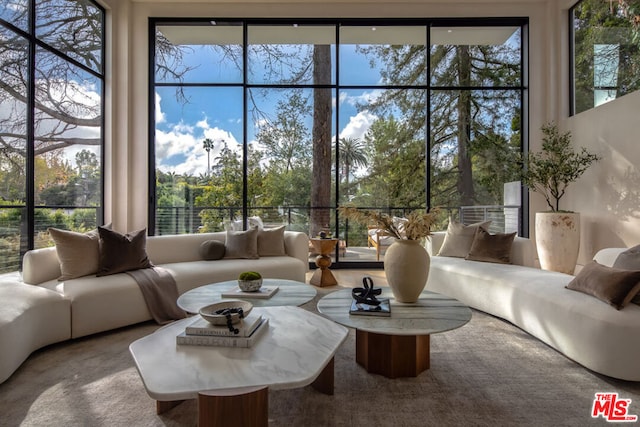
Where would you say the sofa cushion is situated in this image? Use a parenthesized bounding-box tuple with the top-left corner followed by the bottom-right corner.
(97, 227, 152, 276)
(224, 227, 259, 259)
(566, 260, 640, 310)
(199, 240, 226, 260)
(48, 227, 100, 280)
(437, 219, 491, 258)
(466, 227, 516, 264)
(258, 226, 286, 256)
(613, 244, 640, 270)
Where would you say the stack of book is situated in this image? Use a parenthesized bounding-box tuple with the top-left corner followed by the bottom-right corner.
(221, 285, 279, 299)
(176, 311, 268, 348)
(349, 298, 391, 317)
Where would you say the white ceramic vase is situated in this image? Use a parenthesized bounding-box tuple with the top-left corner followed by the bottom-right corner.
(383, 239, 430, 303)
(535, 211, 580, 275)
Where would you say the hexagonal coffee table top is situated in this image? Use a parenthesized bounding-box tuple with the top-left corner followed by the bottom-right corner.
(130, 306, 348, 401)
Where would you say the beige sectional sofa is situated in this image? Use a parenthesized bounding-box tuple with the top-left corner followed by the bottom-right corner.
(426, 231, 640, 381)
(0, 230, 309, 384)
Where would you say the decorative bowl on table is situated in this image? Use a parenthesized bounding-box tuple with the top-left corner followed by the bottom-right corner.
(199, 300, 253, 325)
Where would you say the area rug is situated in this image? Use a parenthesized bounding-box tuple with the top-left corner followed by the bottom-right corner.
(1, 286, 639, 427)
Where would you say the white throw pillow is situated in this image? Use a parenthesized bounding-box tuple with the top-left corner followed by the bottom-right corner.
(437, 219, 491, 258)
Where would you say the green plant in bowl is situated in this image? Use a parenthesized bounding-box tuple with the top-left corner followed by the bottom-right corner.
(238, 271, 263, 292)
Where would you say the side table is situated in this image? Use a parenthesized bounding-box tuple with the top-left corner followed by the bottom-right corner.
(309, 238, 338, 287)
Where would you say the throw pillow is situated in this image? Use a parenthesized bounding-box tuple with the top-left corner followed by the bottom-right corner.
(257, 226, 286, 256)
(613, 244, 640, 270)
(198, 239, 226, 260)
(565, 261, 640, 310)
(97, 227, 152, 276)
(224, 227, 259, 259)
(466, 226, 516, 264)
(49, 227, 100, 280)
(437, 219, 492, 258)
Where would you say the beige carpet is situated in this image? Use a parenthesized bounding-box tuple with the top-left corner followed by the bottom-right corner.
(1, 285, 639, 427)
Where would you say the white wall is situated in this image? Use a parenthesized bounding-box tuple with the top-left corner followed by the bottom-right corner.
(104, 0, 637, 267)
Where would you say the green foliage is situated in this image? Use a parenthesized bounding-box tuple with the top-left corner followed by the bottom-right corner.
(521, 122, 600, 212)
(238, 271, 262, 280)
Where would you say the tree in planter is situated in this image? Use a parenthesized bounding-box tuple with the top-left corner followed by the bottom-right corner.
(522, 122, 600, 212)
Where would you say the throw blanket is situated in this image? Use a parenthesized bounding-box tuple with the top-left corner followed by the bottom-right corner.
(126, 267, 187, 324)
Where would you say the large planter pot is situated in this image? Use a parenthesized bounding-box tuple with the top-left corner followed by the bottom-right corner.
(383, 239, 430, 303)
(535, 212, 580, 274)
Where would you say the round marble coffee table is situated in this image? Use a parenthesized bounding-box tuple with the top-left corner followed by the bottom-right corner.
(177, 279, 317, 314)
(317, 288, 472, 378)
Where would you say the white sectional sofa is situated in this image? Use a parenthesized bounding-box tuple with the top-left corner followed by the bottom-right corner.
(426, 231, 640, 381)
(0, 230, 308, 384)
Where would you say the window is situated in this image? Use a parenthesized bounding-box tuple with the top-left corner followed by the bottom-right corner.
(0, 0, 104, 272)
(151, 19, 527, 265)
(571, 0, 640, 115)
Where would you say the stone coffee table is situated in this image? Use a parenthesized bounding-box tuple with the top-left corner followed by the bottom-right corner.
(176, 278, 317, 313)
(130, 306, 347, 426)
(317, 288, 471, 378)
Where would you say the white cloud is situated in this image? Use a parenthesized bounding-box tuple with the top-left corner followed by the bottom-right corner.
(155, 93, 165, 124)
(338, 89, 385, 107)
(339, 110, 377, 141)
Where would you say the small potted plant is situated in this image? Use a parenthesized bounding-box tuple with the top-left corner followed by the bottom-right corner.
(238, 271, 263, 292)
(521, 122, 600, 274)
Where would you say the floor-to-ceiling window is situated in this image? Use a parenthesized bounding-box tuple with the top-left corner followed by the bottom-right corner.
(150, 18, 527, 266)
(0, 0, 105, 272)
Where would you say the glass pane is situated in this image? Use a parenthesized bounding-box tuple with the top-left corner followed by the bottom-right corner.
(154, 86, 243, 234)
(34, 48, 102, 209)
(0, 26, 27, 272)
(337, 88, 426, 261)
(156, 23, 243, 84)
(35, 0, 103, 73)
(430, 89, 521, 233)
(573, 0, 640, 114)
(247, 87, 335, 236)
(340, 26, 427, 86)
(430, 26, 521, 87)
(1, 0, 29, 31)
(247, 25, 336, 85)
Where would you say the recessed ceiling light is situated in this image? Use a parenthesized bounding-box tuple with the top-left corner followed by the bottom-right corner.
(210, 20, 217, 26)
(293, 24, 298, 28)
(371, 27, 377, 31)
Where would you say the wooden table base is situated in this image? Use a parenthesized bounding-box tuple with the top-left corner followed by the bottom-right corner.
(155, 356, 336, 425)
(355, 330, 430, 378)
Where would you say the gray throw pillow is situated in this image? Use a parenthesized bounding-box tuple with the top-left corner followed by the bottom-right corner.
(97, 227, 152, 276)
(257, 226, 286, 256)
(465, 226, 516, 264)
(437, 219, 492, 258)
(613, 244, 640, 270)
(199, 239, 226, 260)
(49, 227, 100, 280)
(566, 260, 640, 310)
(224, 227, 259, 259)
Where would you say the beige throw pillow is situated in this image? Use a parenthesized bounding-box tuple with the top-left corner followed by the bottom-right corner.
(49, 227, 100, 280)
(566, 261, 640, 310)
(437, 219, 492, 258)
(97, 227, 152, 276)
(257, 226, 286, 256)
(224, 227, 259, 259)
(466, 226, 516, 264)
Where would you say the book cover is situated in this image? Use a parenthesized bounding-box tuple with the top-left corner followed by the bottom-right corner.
(220, 286, 279, 299)
(185, 311, 263, 337)
(349, 299, 391, 317)
(177, 318, 269, 348)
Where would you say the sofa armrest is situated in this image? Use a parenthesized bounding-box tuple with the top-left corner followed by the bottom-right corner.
(593, 248, 627, 267)
(22, 247, 61, 285)
(284, 231, 309, 270)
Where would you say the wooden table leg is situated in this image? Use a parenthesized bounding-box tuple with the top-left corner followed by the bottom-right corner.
(311, 357, 335, 395)
(198, 386, 268, 427)
(356, 330, 430, 378)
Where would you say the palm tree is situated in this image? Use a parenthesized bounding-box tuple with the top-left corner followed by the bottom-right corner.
(339, 137, 368, 200)
(202, 138, 215, 175)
